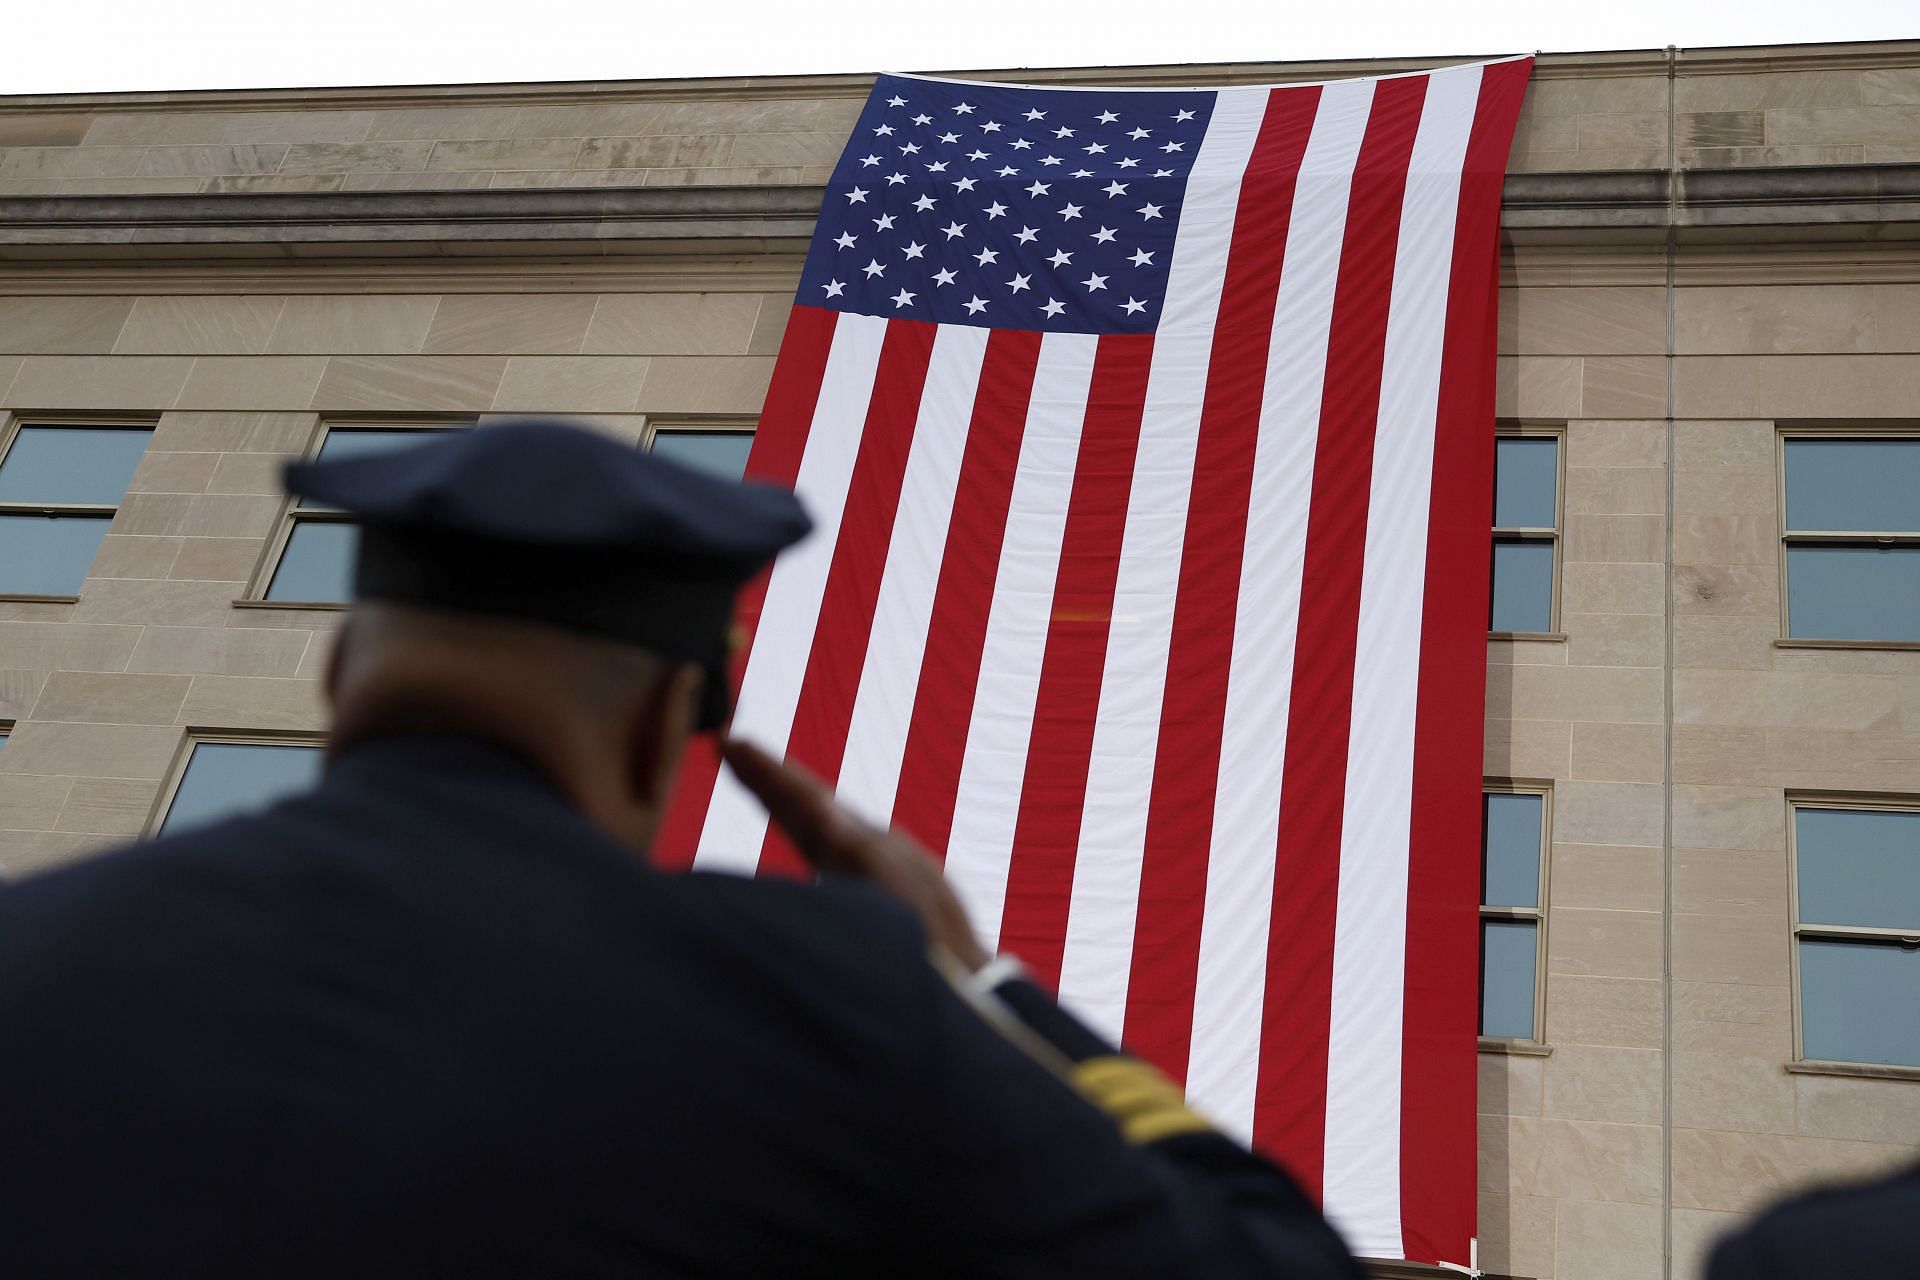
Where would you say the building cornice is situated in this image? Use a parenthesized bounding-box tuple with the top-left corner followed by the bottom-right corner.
(1, 39, 1918, 114)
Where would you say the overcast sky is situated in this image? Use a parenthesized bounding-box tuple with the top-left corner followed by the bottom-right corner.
(7, 0, 1915, 96)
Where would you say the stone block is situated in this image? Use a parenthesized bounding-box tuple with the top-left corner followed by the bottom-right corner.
(1544, 1044, 1663, 1126)
(1480, 1051, 1545, 1118)
(30, 670, 191, 726)
(747, 295, 794, 356)
(576, 134, 729, 169)
(0, 720, 180, 780)
(506, 103, 668, 139)
(1674, 69, 1865, 114)
(1529, 1118, 1665, 1206)
(126, 626, 314, 678)
(1679, 110, 1767, 149)
(1563, 466, 1665, 519)
(203, 175, 349, 194)
(487, 169, 651, 188)
(583, 293, 764, 357)
(1670, 615, 1775, 673)
(0, 830, 118, 879)
(491, 358, 651, 412)
(206, 452, 294, 497)
(1580, 357, 1666, 418)
(1502, 285, 1666, 357)
(1672, 980, 1792, 1058)
(84, 110, 375, 146)
(1561, 562, 1665, 617)
(1765, 103, 1920, 148)
(0, 668, 46, 718)
(1495, 355, 1583, 419)
(1545, 975, 1663, 1050)
(1495, 664, 1665, 726)
(168, 494, 282, 540)
(641, 164, 830, 187)
(0, 770, 72, 831)
(309, 357, 506, 413)
(127, 451, 219, 495)
(1795, 1072, 1920, 1145)
(1565, 420, 1664, 469)
(1548, 907, 1663, 980)
(0, 621, 140, 672)
(425, 138, 584, 171)
(176, 674, 325, 731)
(1551, 842, 1664, 914)
(636, 356, 776, 414)
(1673, 1052, 1797, 1135)
(1525, 76, 1669, 118)
(1673, 420, 1774, 471)
(1673, 847, 1787, 921)
(1677, 285, 1879, 357)
(1677, 670, 1901, 732)
(1570, 722, 1663, 785)
(169, 537, 269, 584)
(1574, 111, 1669, 152)
(278, 141, 437, 173)
(55, 776, 162, 837)
(0, 145, 149, 180)
(90, 534, 183, 580)
(175, 357, 331, 411)
(1672, 1127, 1910, 1213)
(342, 171, 494, 191)
(138, 144, 288, 177)
(1682, 143, 1869, 169)
(1673, 514, 1776, 567)
(0, 115, 94, 147)
(6, 355, 191, 409)
(1562, 613, 1664, 669)
(1564, 514, 1664, 565)
(68, 578, 243, 627)
(58, 176, 205, 195)
(1673, 1208, 1747, 1280)
(1555, 1199, 1661, 1280)
(1676, 354, 1920, 420)
(1673, 563, 1778, 619)
(112, 493, 193, 537)
(1672, 786, 1785, 852)
(421, 294, 598, 356)
(1488, 638, 1568, 666)
(1482, 716, 1572, 779)
(1475, 1192, 1556, 1280)
(1673, 912, 1789, 986)
(149, 411, 316, 454)
(1553, 779, 1664, 848)
(265, 296, 441, 355)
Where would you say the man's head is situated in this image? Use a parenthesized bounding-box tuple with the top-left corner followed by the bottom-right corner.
(285, 419, 811, 855)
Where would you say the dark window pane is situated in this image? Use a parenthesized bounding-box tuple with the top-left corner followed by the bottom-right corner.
(1797, 808, 1920, 929)
(0, 426, 151, 505)
(650, 430, 754, 482)
(1494, 437, 1558, 529)
(1785, 438, 1920, 533)
(1800, 938, 1920, 1067)
(1483, 792, 1544, 908)
(1786, 545, 1920, 642)
(160, 742, 323, 837)
(0, 514, 112, 594)
(1480, 920, 1538, 1039)
(1490, 539, 1554, 632)
(266, 522, 359, 603)
(299, 430, 447, 508)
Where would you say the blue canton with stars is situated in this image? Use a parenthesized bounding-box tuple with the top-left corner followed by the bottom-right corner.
(800, 74, 1216, 335)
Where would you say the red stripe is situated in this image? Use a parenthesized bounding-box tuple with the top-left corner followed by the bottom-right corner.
(1398, 59, 1534, 1267)
(755, 317, 939, 878)
(1250, 74, 1430, 1195)
(995, 333, 1156, 988)
(654, 305, 838, 872)
(1121, 85, 1322, 1082)
(890, 330, 1045, 861)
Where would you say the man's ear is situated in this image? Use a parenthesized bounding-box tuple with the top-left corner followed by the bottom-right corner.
(626, 661, 705, 818)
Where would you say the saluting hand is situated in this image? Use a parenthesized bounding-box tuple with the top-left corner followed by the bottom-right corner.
(719, 739, 992, 973)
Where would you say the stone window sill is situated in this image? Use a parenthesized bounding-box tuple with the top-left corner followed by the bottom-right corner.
(1786, 1059, 1920, 1082)
(1775, 637, 1920, 653)
(1479, 1037, 1553, 1057)
(0, 593, 80, 605)
(1488, 631, 1567, 643)
(231, 599, 349, 612)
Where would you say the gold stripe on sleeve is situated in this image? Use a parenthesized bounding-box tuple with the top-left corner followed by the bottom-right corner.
(1069, 1055, 1217, 1146)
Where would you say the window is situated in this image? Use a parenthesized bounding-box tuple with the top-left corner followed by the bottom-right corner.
(150, 737, 325, 838)
(1781, 434, 1920, 643)
(1481, 783, 1550, 1042)
(646, 420, 756, 482)
(1791, 798, 1920, 1068)
(1489, 430, 1561, 635)
(0, 421, 152, 597)
(251, 423, 464, 606)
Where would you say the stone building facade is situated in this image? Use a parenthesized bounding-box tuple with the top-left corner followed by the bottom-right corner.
(2, 39, 1919, 1280)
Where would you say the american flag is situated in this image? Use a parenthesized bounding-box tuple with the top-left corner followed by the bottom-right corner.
(659, 58, 1532, 1266)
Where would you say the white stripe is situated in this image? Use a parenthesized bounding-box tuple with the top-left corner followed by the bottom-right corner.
(942, 331, 1099, 952)
(1321, 64, 1483, 1261)
(694, 312, 890, 873)
(835, 325, 990, 827)
(1184, 76, 1377, 1143)
(1054, 87, 1271, 1041)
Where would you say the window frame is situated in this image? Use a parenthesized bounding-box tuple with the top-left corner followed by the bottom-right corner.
(1776, 422, 1920, 651)
(240, 417, 472, 609)
(1480, 777, 1553, 1053)
(1489, 422, 1566, 641)
(0, 413, 157, 603)
(143, 728, 329, 838)
(642, 415, 758, 478)
(1787, 790, 1920, 1073)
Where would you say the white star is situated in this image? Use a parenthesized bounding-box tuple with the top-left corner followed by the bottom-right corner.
(953, 102, 975, 114)
(984, 201, 1008, 219)
(912, 113, 933, 125)
(1008, 272, 1032, 293)
(1160, 141, 1185, 153)
(903, 240, 927, 259)
(953, 177, 977, 192)
(886, 95, 907, 107)
(859, 154, 881, 167)
(1096, 109, 1120, 124)
(932, 268, 958, 286)
(1047, 248, 1073, 267)
(1117, 157, 1140, 169)
(846, 187, 869, 203)
(964, 295, 988, 314)
(1129, 248, 1155, 266)
(995, 165, 1020, 177)
(1014, 225, 1040, 244)
(980, 120, 1002, 133)
(925, 160, 948, 173)
(1070, 168, 1094, 178)
(1153, 168, 1174, 178)
(1041, 298, 1066, 317)
(1137, 203, 1164, 220)
(967, 149, 989, 161)
(941, 221, 967, 239)
(1082, 272, 1109, 292)
(891, 287, 917, 308)
(1103, 180, 1128, 197)
(862, 258, 886, 277)
(1123, 297, 1147, 315)
(900, 142, 921, 155)
(885, 172, 907, 185)
(873, 213, 896, 230)
(1025, 180, 1052, 197)
(1127, 127, 1151, 140)
(1174, 108, 1196, 122)
(938, 130, 960, 143)
(834, 231, 858, 249)
(874, 124, 895, 136)
(1023, 108, 1046, 121)
(1053, 126, 1075, 138)
(1010, 138, 1034, 151)
(1083, 142, 1108, 154)
(1058, 202, 1083, 220)
(974, 246, 999, 266)
(822, 279, 846, 298)
(912, 194, 936, 211)
(1040, 155, 1063, 167)
(1091, 225, 1117, 243)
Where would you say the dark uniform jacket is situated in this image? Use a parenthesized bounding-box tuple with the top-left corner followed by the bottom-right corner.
(1706, 1162, 1920, 1279)
(0, 735, 1360, 1279)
